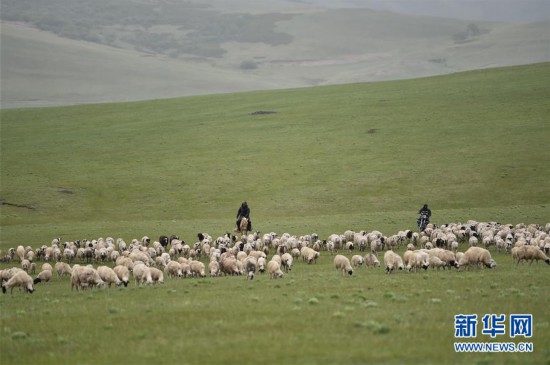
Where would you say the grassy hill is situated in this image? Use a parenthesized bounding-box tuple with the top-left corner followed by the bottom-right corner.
(1, 63, 549, 248)
(1, 0, 549, 107)
(0, 63, 549, 365)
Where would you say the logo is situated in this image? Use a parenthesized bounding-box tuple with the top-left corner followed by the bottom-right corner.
(454, 314, 533, 353)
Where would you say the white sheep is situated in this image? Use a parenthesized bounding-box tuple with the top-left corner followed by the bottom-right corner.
(512, 245, 550, 265)
(55, 262, 72, 278)
(257, 257, 267, 273)
(383, 250, 404, 274)
(458, 247, 496, 269)
(208, 260, 220, 277)
(97, 266, 122, 287)
(33, 269, 52, 284)
(363, 253, 380, 268)
(300, 247, 320, 264)
(281, 253, 293, 272)
(350, 255, 364, 268)
(71, 265, 105, 291)
(133, 262, 153, 286)
(190, 260, 206, 278)
(149, 267, 164, 284)
(334, 255, 353, 276)
(113, 265, 130, 287)
(267, 260, 284, 279)
(2, 271, 34, 294)
(164, 261, 183, 278)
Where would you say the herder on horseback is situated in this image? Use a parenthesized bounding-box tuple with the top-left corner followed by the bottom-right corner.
(236, 201, 252, 232)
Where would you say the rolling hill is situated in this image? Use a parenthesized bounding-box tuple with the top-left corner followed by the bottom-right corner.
(1, 63, 549, 246)
(1, 0, 549, 108)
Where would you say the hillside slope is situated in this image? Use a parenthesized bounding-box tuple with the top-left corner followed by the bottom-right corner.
(1, 63, 549, 245)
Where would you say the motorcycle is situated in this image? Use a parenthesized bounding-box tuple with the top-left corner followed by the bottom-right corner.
(417, 213, 430, 232)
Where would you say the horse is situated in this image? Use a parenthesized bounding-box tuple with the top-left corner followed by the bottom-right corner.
(238, 217, 249, 236)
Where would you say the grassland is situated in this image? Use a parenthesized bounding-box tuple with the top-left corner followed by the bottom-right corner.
(0, 63, 549, 364)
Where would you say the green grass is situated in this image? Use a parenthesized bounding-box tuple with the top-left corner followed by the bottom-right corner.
(0, 253, 549, 365)
(0, 63, 550, 364)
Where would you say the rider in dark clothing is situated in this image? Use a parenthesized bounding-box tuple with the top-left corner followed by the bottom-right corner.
(418, 204, 431, 218)
(236, 201, 252, 231)
(417, 204, 431, 230)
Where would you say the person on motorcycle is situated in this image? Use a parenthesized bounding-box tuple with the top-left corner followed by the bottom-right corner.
(417, 204, 431, 230)
(418, 204, 431, 218)
(236, 201, 252, 231)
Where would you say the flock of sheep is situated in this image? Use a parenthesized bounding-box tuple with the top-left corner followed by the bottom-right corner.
(1, 220, 549, 294)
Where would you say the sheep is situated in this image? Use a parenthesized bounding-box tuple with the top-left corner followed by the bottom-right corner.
(267, 260, 284, 279)
(16, 245, 26, 262)
(189, 260, 206, 278)
(427, 248, 460, 269)
(334, 255, 353, 276)
(41, 263, 53, 272)
(149, 267, 164, 284)
(2, 271, 34, 294)
(55, 262, 72, 278)
(95, 266, 121, 287)
(21, 259, 31, 273)
(208, 260, 220, 277)
(133, 262, 153, 286)
(257, 257, 267, 273)
(383, 250, 404, 274)
(301, 247, 320, 264)
(113, 265, 130, 287)
(403, 250, 428, 272)
(350, 255, 364, 268)
(244, 256, 258, 274)
(220, 255, 240, 276)
(512, 245, 550, 265)
(458, 247, 496, 270)
(428, 255, 447, 270)
(71, 265, 105, 291)
(33, 269, 52, 285)
(164, 261, 183, 278)
(363, 253, 380, 268)
(281, 253, 293, 272)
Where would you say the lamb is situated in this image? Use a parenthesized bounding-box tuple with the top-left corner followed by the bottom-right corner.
(363, 253, 380, 268)
(33, 269, 52, 284)
(113, 265, 130, 287)
(512, 245, 550, 265)
(2, 271, 34, 294)
(428, 255, 447, 270)
(281, 253, 293, 272)
(133, 262, 153, 286)
(97, 266, 123, 287)
(383, 250, 404, 274)
(334, 255, 353, 276)
(350, 255, 364, 268)
(267, 260, 284, 279)
(149, 267, 164, 284)
(458, 247, 496, 269)
(55, 262, 72, 278)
